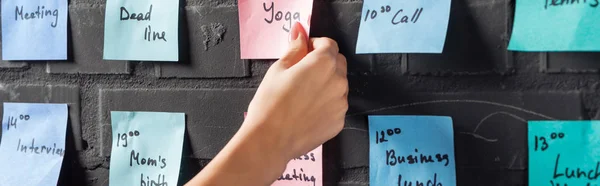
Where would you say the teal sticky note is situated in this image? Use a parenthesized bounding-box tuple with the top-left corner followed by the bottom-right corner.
(109, 111, 185, 186)
(0, 103, 68, 185)
(508, 0, 600, 51)
(104, 0, 179, 61)
(356, 0, 451, 54)
(369, 116, 456, 186)
(528, 121, 600, 186)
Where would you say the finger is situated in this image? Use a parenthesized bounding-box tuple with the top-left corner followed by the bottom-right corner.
(336, 54, 347, 77)
(310, 37, 339, 55)
(279, 22, 309, 68)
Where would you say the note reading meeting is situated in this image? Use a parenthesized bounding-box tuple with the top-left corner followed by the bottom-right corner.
(14, 5, 59, 28)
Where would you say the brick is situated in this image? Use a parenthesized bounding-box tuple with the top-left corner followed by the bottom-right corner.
(0, 61, 28, 68)
(311, 2, 377, 75)
(404, 0, 513, 75)
(155, 6, 250, 78)
(338, 183, 368, 186)
(0, 84, 83, 150)
(46, 5, 130, 74)
(541, 52, 600, 73)
(339, 92, 582, 169)
(98, 88, 255, 158)
(457, 169, 525, 186)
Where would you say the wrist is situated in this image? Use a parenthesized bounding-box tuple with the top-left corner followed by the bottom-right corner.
(232, 120, 290, 182)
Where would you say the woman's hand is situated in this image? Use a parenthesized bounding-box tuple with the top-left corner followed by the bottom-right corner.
(185, 22, 348, 186)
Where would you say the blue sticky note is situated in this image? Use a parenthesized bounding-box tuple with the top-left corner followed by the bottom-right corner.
(508, 0, 600, 51)
(104, 0, 179, 61)
(369, 116, 456, 186)
(0, 103, 68, 185)
(356, 0, 451, 54)
(1, 0, 68, 60)
(528, 121, 600, 186)
(109, 111, 185, 186)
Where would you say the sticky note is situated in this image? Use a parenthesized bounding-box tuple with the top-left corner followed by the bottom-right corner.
(238, 0, 313, 59)
(0, 103, 68, 185)
(528, 121, 600, 186)
(273, 146, 322, 186)
(356, 0, 451, 54)
(369, 116, 456, 186)
(1, 0, 68, 60)
(104, 0, 179, 61)
(243, 112, 322, 186)
(508, 0, 600, 51)
(109, 111, 185, 186)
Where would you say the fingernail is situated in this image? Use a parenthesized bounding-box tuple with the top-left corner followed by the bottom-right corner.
(288, 21, 300, 42)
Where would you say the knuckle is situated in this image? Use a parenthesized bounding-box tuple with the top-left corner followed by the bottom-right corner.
(322, 38, 337, 47)
(341, 100, 349, 111)
(337, 54, 347, 64)
(316, 38, 339, 53)
(334, 120, 345, 132)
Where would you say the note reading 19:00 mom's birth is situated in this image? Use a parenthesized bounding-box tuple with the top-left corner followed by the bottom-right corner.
(109, 111, 185, 186)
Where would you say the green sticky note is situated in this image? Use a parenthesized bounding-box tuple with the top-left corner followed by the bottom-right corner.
(508, 1, 600, 51)
(104, 0, 179, 61)
(528, 121, 600, 186)
(109, 111, 185, 186)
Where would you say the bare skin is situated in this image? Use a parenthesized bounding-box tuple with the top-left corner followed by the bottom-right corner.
(185, 22, 348, 186)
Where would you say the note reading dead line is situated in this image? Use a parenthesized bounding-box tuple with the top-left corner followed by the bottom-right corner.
(238, 0, 313, 59)
(104, 0, 179, 61)
(508, 0, 600, 51)
(1, 0, 67, 60)
(356, 0, 451, 54)
(109, 111, 185, 186)
(369, 116, 456, 186)
(528, 121, 600, 186)
(0, 103, 68, 186)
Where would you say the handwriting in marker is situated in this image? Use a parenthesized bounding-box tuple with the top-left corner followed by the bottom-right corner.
(369, 116, 456, 186)
(355, 0, 451, 54)
(0, 103, 69, 185)
(243, 113, 323, 186)
(238, 0, 313, 59)
(262, 2, 301, 32)
(363, 5, 423, 25)
(2, 0, 68, 60)
(509, 0, 600, 51)
(544, 0, 599, 9)
(109, 111, 185, 186)
(528, 121, 600, 186)
(103, 0, 179, 61)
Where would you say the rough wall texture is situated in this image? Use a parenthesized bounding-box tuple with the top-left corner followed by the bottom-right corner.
(0, 0, 599, 185)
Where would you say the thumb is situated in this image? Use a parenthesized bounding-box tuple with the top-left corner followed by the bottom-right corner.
(279, 22, 308, 68)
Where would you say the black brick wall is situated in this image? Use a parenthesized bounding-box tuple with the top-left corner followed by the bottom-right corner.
(0, 0, 597, 185)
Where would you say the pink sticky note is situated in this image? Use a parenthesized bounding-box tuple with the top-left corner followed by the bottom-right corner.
(238, 0, 313, 59)
(243, 113, 322, 186)
(272, 146, 322, 186)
